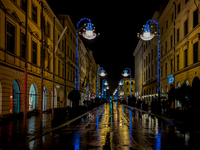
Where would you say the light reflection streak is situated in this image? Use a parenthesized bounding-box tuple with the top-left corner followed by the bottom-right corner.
(129, 108, 133, 132)
(117, 104, 130, 147)
(97, 103, 110, 147)
(156, 127, 161, 150)
(74, 132, 80, 150)
(96, 114, 99, 129)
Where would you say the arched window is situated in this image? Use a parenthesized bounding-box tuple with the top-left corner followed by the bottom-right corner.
(10, 80, 20, 113)
(184, 79, 189, 86)
(177, 82, 181, 89)
(29, 84, 36, 111)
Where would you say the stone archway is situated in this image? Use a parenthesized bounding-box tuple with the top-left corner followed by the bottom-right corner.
(29, 84, 35, 111)
(175, 82, 181, 108)
(192, 77, 200, 89)
(176, 82, 181, 89)
(43, 86, 48, 111)
(59, 87, 64, 108)
(29, 84, 37, 111)
(10, 80, 20, 113)
(51, 88, 57, 108)
(184, 79, 190, 86)
(192, 77, 200, 100)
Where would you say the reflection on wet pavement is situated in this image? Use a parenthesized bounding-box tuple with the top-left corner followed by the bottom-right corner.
(21, 102, 200, 149)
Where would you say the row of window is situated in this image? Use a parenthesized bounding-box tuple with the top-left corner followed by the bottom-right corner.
(126, 88, 134, 92)
(144, 81, 189, 96)
(161, 42, 199, 77)
(160, 0, 193, 35)
(12, 0, 76, 62)
(144, 86, 168, 96)
(143, 86, 157, 96)
(161, 9, 198, 56)
(125, 82, 134, 85)
(144, 62, 157, 82)
(144, 41, 199, 81)
(144, 48, 157, 68)
(6, 21, 76, 82)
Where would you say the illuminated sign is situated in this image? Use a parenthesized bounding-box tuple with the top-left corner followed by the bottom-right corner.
(168, 75, 174, 84)
(86, 86, 89, 91)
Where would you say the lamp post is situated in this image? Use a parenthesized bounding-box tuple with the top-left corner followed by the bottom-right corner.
(24, 0, 29, 134)
(114, 88, 119, 99)
(139, 19, 161, 102)
(75, 18, 97, 91)
(119, 79, 124, 99)
(105, 85, 109, 99)
(102, 79, 108, 98)
(122, 68, 132, 98)
(97, 67, 106, 97)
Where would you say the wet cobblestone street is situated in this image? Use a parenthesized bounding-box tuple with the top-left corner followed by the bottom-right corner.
(21, 102, 200, 150)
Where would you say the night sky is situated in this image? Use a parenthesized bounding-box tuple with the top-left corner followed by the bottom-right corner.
(47, 0, 167, 94)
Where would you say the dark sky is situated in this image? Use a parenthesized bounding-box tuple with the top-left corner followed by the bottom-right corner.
(47, 0, 167, 94)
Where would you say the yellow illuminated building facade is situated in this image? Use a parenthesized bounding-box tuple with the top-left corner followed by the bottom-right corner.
(0, 0, 99, 118)
(134, 0, 200, 108)
(159, 0, 200, 108)
(120, 78, 135, 98)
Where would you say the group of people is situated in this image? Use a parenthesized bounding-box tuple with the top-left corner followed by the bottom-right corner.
(136, 98, 171, 113)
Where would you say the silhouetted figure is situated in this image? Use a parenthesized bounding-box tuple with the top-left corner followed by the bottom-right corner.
(151, 99, 156, 113)
(137, 99, 142, 108)
(162, 100, 166, 111)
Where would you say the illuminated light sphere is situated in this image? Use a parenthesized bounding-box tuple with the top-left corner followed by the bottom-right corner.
(119, 81, 123, 85)
(100, 69, 106, 77)
(104, 80, 108, 85)
(122, 70, 129, 77)
(106, 86, 109, 89)
(104, 89, 106, 91)
(140, 31, 154, 41)
(140, 24, 154, 41)
(82, 23, 97, 40)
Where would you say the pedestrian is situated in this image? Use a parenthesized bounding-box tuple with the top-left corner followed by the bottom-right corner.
(83, 99, 86, 105)
(151, 99, 156, 113)
(166, 100, 170, 112)
(162, 100, 166, 111)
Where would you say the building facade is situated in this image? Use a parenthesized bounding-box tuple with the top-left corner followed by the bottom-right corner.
(0, 0, 100, 118)
(133, 40, 143, 99)
(134, 0, 200, 108)
(134, 11, 160, 105)
(84, 49, 99, 100)
(159, 0, 200, 108)
(118, 78, 135, 98)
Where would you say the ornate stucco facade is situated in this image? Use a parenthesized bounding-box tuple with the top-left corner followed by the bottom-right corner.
(0, 0, 100, 118)
(134, 0, 200, 108)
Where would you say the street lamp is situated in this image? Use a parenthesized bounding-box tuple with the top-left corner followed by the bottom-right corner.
(99, 69, 106, 77)
(75, 18, 97, 91)
(104, 80, 108, 85)
(122, 69, 129, 77)
(97, 67, 106, 97)
(82, 23, 97, 40)
(119, 79, 124, 99)
(139, 19, 161, 102)
(140, 24, 154, 41)
(102, 79, 108, 98)
(122, 68, 132, 98)
(104, 85, 109, 99)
